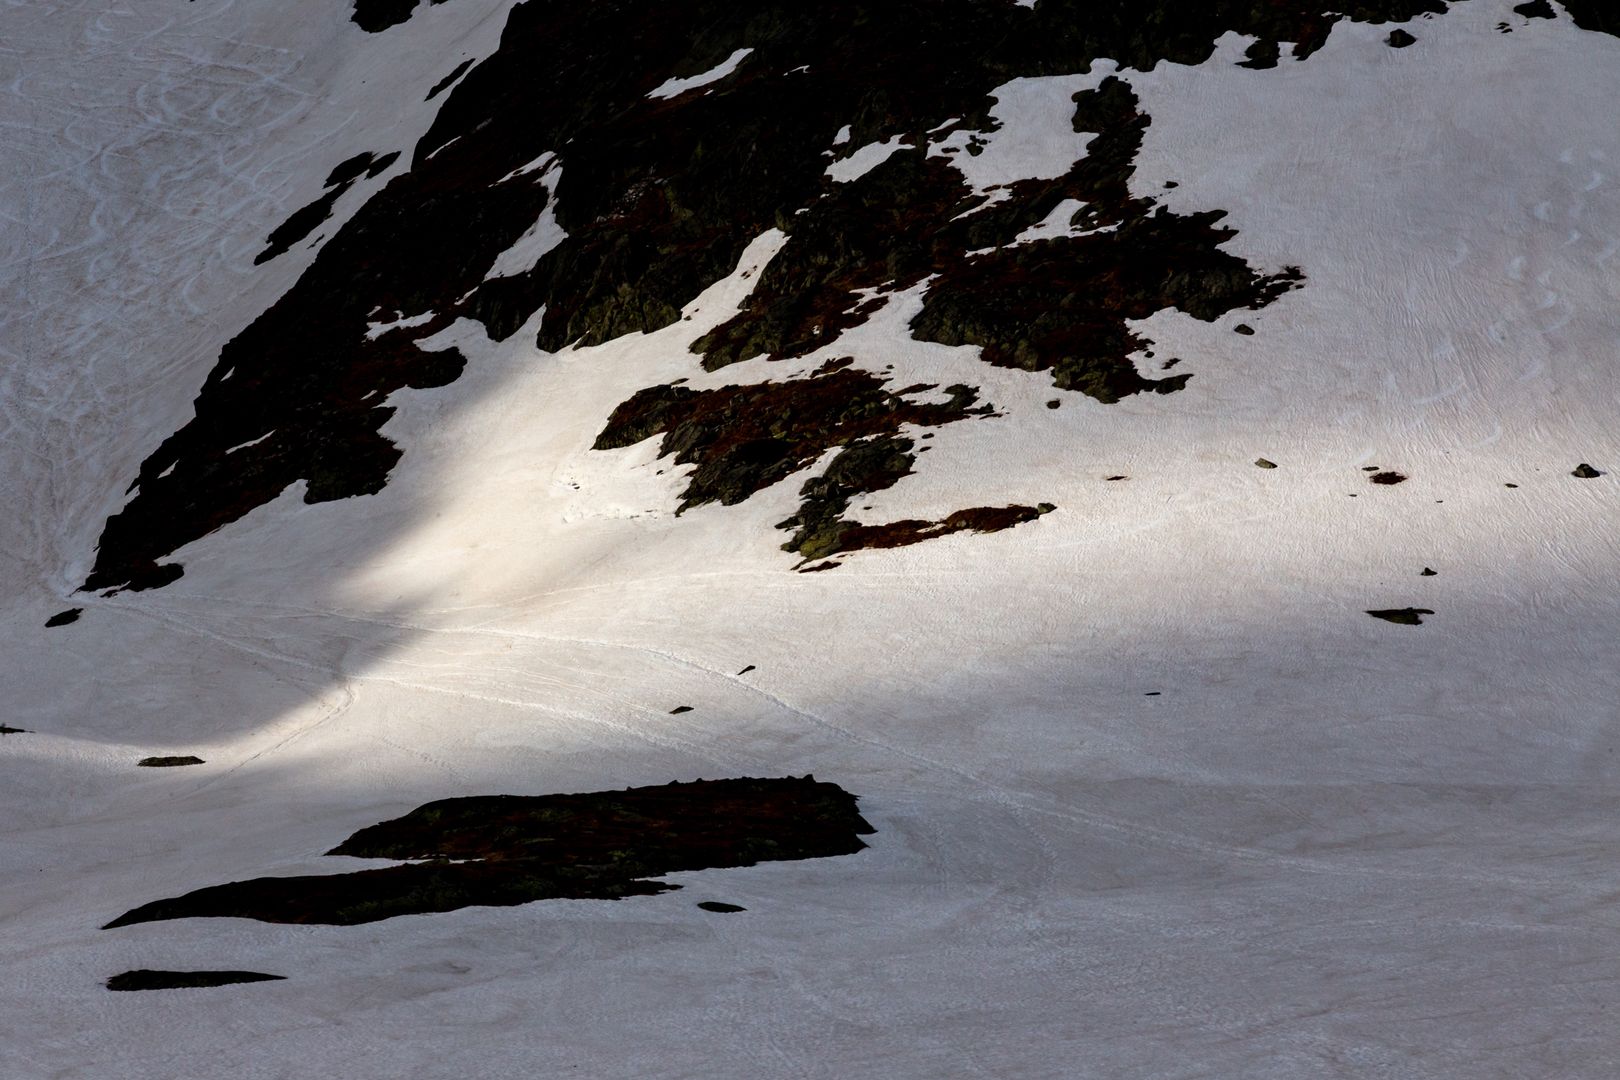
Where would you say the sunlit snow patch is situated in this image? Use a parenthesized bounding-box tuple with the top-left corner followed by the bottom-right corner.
(648, 47, 753, 100)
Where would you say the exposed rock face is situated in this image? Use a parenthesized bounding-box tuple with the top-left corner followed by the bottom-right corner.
(351, 0, 455, 34)
(106, 970, 285, 992)
(85, 1, 1469, 591)
(104, 776, 873, 927)
(1367, 607, 1435, 625)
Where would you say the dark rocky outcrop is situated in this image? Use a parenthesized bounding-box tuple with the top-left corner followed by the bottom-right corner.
(106, 970, 284, 992)
(104, 776, 872, 927)
(425, 58, 474, 101)
(254, 151, 399, 265)
(1367, 607, 1434, 625)
(1552, 1, 1618, 34)
(596, 369, 1053, 562)
(86, 0, 1464, 591)
(351, 0, 454, 33)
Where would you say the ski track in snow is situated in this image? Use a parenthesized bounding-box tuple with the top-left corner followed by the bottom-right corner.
(104, 586, 1613, 899)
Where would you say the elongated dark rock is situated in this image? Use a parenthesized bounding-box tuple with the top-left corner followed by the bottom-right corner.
(104, 776, 873, 927)
(106, 970, 284, 992)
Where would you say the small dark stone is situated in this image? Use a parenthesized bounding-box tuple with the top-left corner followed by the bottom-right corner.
(697, 901, 746, 913)
(800, 560, 843, 573)
(0, 725, 28, 735)
(1233, 324, 1255, 335)
(1362, 466, 1380, 472)
(1367, 607, 1434, 625)
(1369, 471, 1407, 485)
(1036, 502, 1057, 514)
(1254, 458, 1277, 469)
(1572, 463, 1603, 478)
(1505, 482, 1519, 488)
(1387, 28, 1416, 47)
(736, 665, 756, 676)
(107, 970, 284, 992)
(1104, 475, 1128, 482)
(45, 608, 82, 628)
(1163, 181, 1179, 189)
(669, 706, 694, 715)
(137, 756, 205, 768)
(1046, 399, 1061, 409)
(1144, 692, 1161, 696)
(1420, 567, 1437, 576)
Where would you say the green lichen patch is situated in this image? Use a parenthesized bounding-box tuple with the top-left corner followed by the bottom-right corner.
(103, 776, 872, 928)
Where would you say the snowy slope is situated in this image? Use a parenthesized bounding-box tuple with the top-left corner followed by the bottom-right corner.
(5, 1, 1620, 1077)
